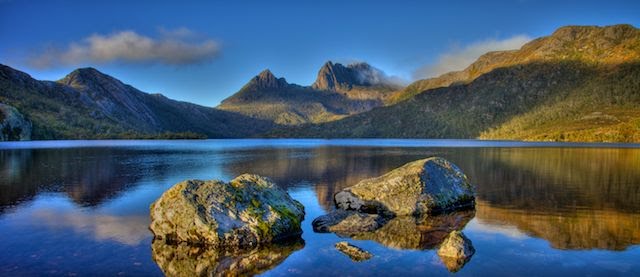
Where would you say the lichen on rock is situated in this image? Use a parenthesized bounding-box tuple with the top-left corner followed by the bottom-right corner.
(149, 174, 305, 248)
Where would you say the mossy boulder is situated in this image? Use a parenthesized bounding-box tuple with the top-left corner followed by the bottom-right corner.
(149, 174, 304, 247)
(334, 157, 475, 215)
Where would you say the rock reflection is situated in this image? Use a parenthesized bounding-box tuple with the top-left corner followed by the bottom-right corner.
(343, 210, 475, 250)
(151, 238, 304, 277)
(314, 210, 476, 271)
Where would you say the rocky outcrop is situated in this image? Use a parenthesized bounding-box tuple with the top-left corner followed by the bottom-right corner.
(335, 241, 372, 261)
(437, 231, 475, 272)
(334, 157, 475, 215)
(149, 174, 305, 247)
(151, 238, 303, 277)
(0, 103, 31, 141)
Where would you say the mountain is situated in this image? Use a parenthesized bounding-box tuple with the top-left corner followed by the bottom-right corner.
(388, 24, 640, 104)
(217, 62, 400, 125)
(270, 24, 640, 142)
(0, 65, 274, 139)
(2, 24, 639, 142)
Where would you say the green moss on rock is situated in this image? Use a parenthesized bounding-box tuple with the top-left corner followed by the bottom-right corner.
(149, 174, 305, 248)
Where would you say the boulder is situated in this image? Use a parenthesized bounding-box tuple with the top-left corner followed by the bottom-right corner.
(437, 231, 476, 272)
(0, 103, 32, 141)
(152, 238, 303, 277)
(149, 174, 304, 247)
(335, 241, 372, 262)
(334, 157, 475, 215)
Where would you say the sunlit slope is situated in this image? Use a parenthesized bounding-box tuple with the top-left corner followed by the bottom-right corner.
(272, 25, 640, 142)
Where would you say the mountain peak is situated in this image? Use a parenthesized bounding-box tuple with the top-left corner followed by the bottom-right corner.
(257, 69, 275, 79)
(242, 69, 289, 91)
(312, 61, 394, 92)
(59, 67, 120, 88)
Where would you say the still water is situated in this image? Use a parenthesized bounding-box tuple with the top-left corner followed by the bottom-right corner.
(1, 139, 639, 276)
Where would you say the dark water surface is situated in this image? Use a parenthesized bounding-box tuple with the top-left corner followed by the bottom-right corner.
(1, 139, 639, 276)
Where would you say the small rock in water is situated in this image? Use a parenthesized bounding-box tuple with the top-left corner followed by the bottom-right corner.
(334, 157, 475, 215)
(312, 210, 388, 234)
(149, 174, 304, 247)
(335, 241, 373, 262)
(437, 231, 475, 272)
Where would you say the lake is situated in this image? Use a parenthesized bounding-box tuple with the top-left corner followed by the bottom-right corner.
(1, 139, 639, 276)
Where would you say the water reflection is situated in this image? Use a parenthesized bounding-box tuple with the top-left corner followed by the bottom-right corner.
(0, 148, 143, 209)
(1, 142, 640, 275)
(220, 147, 434, 210)
(476, 201, 640, 250)
(32, 206, 150, 246)
(454, 148, 640, 250)
(224, 147, 640, 251)
(151, 239, 304, 276)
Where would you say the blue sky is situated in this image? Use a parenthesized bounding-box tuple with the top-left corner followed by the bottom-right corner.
(1, 0, 639, 106)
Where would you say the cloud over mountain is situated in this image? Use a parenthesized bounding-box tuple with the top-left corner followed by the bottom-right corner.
(29, 28, 220, 68)
(413, 35, 532, 79)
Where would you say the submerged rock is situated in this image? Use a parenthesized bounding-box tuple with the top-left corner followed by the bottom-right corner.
(151, 238, 304, 277)
(437, 231, 475, 272)
(335, 241, 373, 262)
(149, 174, 305, 247)
(0, 103, 31, 141)
(352, 210, 475, 250)
(334, 157, 475, 215)
(312, 210, 388, 234)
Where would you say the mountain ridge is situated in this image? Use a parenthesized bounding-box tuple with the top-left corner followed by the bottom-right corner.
(388, 24, 640, 104)
(0, 64, 275, 139)
(217, 61, 399, 125)
(1, 24, 639, 142)
(270, 24, 640, 142)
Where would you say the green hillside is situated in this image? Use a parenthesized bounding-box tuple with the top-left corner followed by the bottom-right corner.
(0, 65, 274, 139)
(270, 25, 640, 142)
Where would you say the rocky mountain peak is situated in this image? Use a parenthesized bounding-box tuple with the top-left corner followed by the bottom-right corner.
(58, 67, 124, 91)
(246, 69, 289, 90)
(312, 61, 393, 92)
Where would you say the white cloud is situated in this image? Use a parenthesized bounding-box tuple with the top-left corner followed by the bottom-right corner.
(29, 28, 220, 68)
(413, 35, 532, 79)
